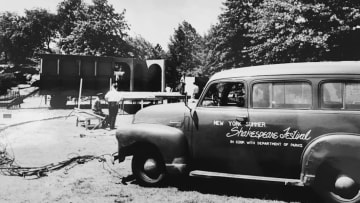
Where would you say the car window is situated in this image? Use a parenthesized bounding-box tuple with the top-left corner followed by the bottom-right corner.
(199, 81, 246, 107)
(321, 82, 360, 110)
(252, 83, 271, 108)
(252, 82, 312, 109)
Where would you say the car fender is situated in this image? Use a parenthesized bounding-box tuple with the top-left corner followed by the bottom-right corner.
(301, 133, 360, 185)
(116, 123, 189, 174)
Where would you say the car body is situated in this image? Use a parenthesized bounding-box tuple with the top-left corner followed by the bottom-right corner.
(116, 61, 360, 203)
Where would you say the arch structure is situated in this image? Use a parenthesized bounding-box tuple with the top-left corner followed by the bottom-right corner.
(113, 58, 165, 92)
(39, 54, 166, 94)
(146, 59, 165, 92)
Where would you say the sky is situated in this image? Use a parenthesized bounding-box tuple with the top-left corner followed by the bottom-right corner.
(0, 0, 225, 50)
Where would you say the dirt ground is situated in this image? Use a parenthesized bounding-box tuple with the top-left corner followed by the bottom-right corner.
(0, 95, 320, 203)
(0, 94, 135, 203)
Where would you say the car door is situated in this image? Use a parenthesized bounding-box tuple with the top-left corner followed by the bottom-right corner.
(247, 80, 314, 179)
(191, 80, 263, 175)
(191, 79, 316, 178)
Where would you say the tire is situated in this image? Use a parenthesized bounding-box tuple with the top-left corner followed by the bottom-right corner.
(131, 148, 166, 186)
(314, 164, 360, 203)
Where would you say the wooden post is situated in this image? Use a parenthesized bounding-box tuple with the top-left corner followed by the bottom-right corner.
(78, 78, 83, 109)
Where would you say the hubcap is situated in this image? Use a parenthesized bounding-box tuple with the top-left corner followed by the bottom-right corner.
(333, 175, 360, 200)
(143, 158, 158, 175)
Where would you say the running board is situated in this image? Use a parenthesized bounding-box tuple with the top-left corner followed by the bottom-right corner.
(189, 170, 304, 186)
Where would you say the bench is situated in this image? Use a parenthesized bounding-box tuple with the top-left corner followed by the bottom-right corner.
(73, 108, 106, 130)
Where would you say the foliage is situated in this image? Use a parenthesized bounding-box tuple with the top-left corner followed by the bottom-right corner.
(246, 0, 327, 64)
(200, 0, 360, 75)
(0, 12, 28, 63)
(24, 9, 59, 53)
(314, 0, 360, 61)
(57, 0, 130, 56)
(1, 0, 360, 79)
(0, 10, 58, 64)
(167, 21, 204, 85)
(0, 73, 16, 94)
(57, 0, 87, 37)
(153, 44, 167, 59)
(201, 24, 224, 76)
(126, 35, 166, 60)
(202, 0, 263, 75)
(246, 0, 360, 64)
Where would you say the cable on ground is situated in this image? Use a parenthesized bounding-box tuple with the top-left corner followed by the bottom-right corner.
(0, 145, 119, 178)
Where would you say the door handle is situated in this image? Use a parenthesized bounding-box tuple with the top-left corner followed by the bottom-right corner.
(236, 116, 248, 123)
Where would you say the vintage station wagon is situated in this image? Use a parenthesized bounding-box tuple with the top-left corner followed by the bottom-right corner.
(116, 61, 360, 203)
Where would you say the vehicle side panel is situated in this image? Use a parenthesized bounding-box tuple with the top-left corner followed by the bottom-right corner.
(116, 123, 188, 168)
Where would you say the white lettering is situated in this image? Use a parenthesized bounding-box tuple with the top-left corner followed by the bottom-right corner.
(214, 120, 224, 126)
(246, 122, 266, 128)
(228, 121, 242, 127)
(290, 143, 303, 148)
(226, 127, 311, 141)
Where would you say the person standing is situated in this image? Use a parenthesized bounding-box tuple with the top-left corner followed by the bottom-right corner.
(192, 82, 199, 99)
(105, 84, 122, 129)
(177, 76, 186, 95)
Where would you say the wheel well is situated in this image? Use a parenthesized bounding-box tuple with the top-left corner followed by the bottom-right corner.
(315, 160, 339, 189)
(314, 158, 360, 188)
(129, 142, 164, 160)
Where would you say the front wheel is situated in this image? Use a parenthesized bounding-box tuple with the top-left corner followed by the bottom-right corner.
(131, 149, 166, 186)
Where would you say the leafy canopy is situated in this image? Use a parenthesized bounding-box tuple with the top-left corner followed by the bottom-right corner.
(57, 0, 129, 56)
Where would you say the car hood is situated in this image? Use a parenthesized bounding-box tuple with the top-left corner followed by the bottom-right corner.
(133, 102, 196, 128)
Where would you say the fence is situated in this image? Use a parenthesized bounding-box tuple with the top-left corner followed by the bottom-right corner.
(0, 90, 21, 109)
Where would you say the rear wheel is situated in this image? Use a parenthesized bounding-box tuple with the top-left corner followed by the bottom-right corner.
(131, 148, 166, 186)
(314, 163, 360, 203)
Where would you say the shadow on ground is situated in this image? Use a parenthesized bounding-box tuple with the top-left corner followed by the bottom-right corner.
(122, 174, 323, 203)
(170, 176, 323, 203)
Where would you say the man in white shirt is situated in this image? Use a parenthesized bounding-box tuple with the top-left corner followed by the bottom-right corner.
(105, 84, 122, 129)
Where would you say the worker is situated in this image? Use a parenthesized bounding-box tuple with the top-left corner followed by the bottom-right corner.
(105, 83, 122, 129)
(92, 93, 105, 116)
(192, 82, 199, 99)
(92, 93, 108, 128)
(177, 76, 186, 95)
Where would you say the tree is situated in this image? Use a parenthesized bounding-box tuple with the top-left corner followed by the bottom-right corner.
(0, 9, 58, 63)
(24, 9, 58, 53)
(153, 44, 166, 59)
(57, 0, 86, 37)
(313, 0, 360, 60)
(247, 0, 330, 64)
(201, 24, 225, 76)
(247, 0, 360, 64)
(126, 35, 165, 60)
(0, 12, 29, 63)
(167, 21, 203, 84)
(206, 0, 263, 72)
(58, 0, 130, 56)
